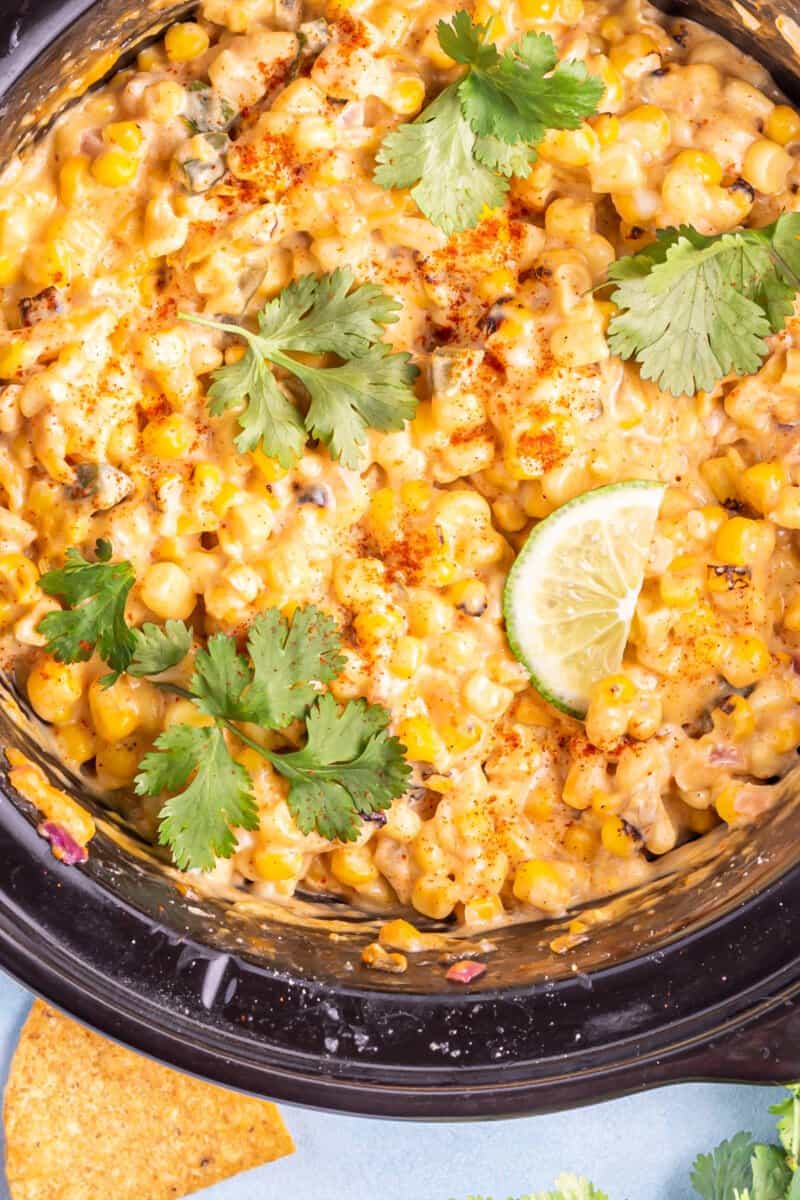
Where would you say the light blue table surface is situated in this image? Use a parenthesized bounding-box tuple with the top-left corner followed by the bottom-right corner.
(0, 968, 785, 1199)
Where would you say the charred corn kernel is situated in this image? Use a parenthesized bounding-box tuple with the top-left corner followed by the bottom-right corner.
(398, 715, 446, 764)
(723, 633, 772, 688)
(670, 148, 723, 185)
(253, 848, 304, 881)
(354, 605, 406, 645)
(27, 658, 84, 725)
(512, 859, 571, 912)
(591, 789, 622, 816)
(379, 918, 430, 952)
(477, 267, 516, 302)
(562, 824, 599, 861)
(593, 673, 636, 705)
(659, 555, 704, 607)
(600, 815, 640, 858)
(449, 578, 488, 616)
(591, 113, 619, 146)
(622, 104, 671, 152)
(766, 104, 800, 146)
(399, 479, 433, 512)
(59, 154, 90, 205)
(0, 554, 38, 604)
(90, 146, 139, 187)
(103, 121, 143, 152)
(610, 33, 659, 73)
(463, 894, 504, 926)
(411, 873, 459, 920)
(742, 138, 792, 194)
(739, 462, 788, 514)
(142, 413, 194, 458)
(164, 22, 210, 62)
(714, 783, 741, 824)
(387, 77, 425, 116)
(783, 592, 800, 632)
(389, 636, 423, 679)
(539, 125, 598, 167)
(140, 561, 196, 621)
(55, 722, 96, 765)
(88, 676, 140, 742)
(714, 516, 772, 566)
(687, 807, 717, 834)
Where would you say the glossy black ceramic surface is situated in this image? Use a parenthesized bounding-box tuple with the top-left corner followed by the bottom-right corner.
(2, 0, 800, 1118)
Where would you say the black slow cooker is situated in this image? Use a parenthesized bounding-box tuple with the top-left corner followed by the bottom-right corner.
(2, 0, 800, 1120)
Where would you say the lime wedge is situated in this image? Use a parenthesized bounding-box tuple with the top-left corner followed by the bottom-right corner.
(503, 481, 665, 718)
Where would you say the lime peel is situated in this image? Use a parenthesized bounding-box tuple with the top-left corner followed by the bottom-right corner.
(503, 481, 666, 718)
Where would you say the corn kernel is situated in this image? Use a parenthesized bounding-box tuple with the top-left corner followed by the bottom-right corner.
(771, 717, 800, 755)
(55, 722, 96, 765)
(142, 413, 194, 458)
(164, 22, 210, 63)
(253, 848, 304, 881)
(330, 846, 379, 887)
(140, 561, 196, 621)
(783, 592, 800, 633)
(600, 14, 625, 42)
(659, 555, 704, 607)
(0, 553, 38, 605)
(562, 823, 599, 861)
(249, 446, 288, 483)
(600, 815, 640, 858)
(421, 26, 455, 69)
(59, 154, 90, 206)
(526, 784, 557, 820)
(610, 33, 659, 74)
(389, 635, 423, 679)
(591, 789, 622, 816)
(591, 113, 619, 146)
(739, 462, 789, 514)
(593, 673, 637, 705)
(621, 104, 671, 153)
(520, 0, 558, 18)
(477, 268, 516, 302)
(714, 783, 741, 825)
(398, 716, 446, 764)
(88, 676, 140, 742)
(539, 125, 598, 167)
(716, 693, 755, 738)
(766, 104, 800, 146)
(90, 146, 140, 188)
(104, 120, 144, 152)
(27, 657, 84, 725)
(742, 138, 792, 195)
(379, 918, 430, 952)
(669, 148, 723, 186)
(399, 479, 432, 512)
(713, 516, 771, 567)
(411, 873, 459, 920)
(686, 806, 717, 834)
(354, 604, 406, 645)
(512, 859, 571, 913)
(388, 77, 426, 116)
(722, 633, 772, 688)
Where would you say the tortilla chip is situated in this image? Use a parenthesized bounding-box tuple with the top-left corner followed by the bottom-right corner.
(4, 1001, 294, 1200)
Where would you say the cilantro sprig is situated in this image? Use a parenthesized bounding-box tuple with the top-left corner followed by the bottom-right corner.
(36, 544, 410, 868)
(182, 269, 419, 469)
(604, 213, 800, 397)
(135, 609, 410, 868)
(374, 11, 603, 234)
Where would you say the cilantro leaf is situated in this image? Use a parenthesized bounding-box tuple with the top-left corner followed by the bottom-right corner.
(527, 1176, 610, 1200)
(606, 214, 800, 397)
(374, 86, 510, 236)
(290, 343, 419, 469)
(458, 31, 603, 146)
(136, 723, 257, 872)
(190, 633, 253, 722)
(37, 541, 136, 684)
(182, 270, 418, 468)
(244, 606, 344, 727)
(374, 12, 601, 233)
(254, 269, 402, 357)
(269, 694, 411, 841)
(129, 620, 192, 677)
(771, 1084, 800, 1168)
(691, 1131, 757, 1200)
(749, 1144, 792, 1200)
(206, 342, 306, 467)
